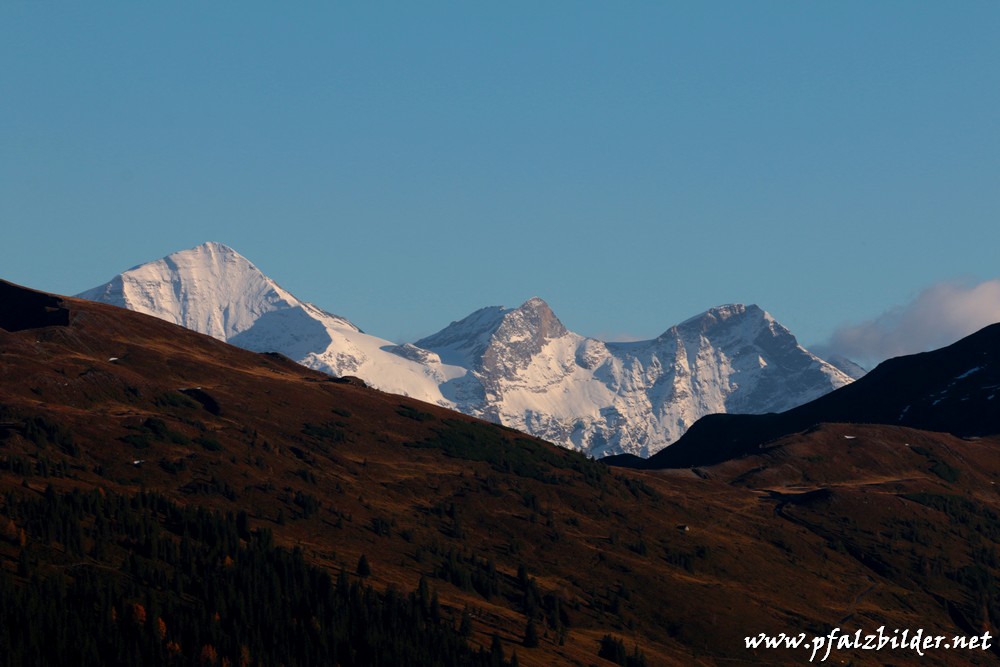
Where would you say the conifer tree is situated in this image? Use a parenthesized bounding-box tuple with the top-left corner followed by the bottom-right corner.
(522, 618, 539, 648)
(490, 633, 504, 666)
(356, 554, 371, 578)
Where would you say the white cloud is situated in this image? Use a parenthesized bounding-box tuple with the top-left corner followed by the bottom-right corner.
(821, 279, 1000, 368)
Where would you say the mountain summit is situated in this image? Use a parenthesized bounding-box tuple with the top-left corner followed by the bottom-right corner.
(416, 297, 567, 372)
(415, 300, 853, 456)
(78, 241, 358, 342)
(77, 243, 464, 403)
(5, 277, 999, 666)
(80, 243, 854, 456)
(638, 318, 1000, 469)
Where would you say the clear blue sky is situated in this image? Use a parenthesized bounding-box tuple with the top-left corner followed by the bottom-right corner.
(3, 3, 999, 359)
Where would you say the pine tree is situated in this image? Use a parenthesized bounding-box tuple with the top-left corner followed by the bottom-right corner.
(522, 619, 538, 648)
(459, 608, 473, 637)
(356, 554, 371, 578)
(490, 633, 504, 666)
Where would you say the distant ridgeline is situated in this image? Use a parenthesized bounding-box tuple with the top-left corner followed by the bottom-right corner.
(77, 243, 857, 457)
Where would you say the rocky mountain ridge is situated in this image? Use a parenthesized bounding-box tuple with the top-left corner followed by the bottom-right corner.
(79, 242, 855, 456)
(5, 276, 1000, 666)
(631, 317, 1000, 469)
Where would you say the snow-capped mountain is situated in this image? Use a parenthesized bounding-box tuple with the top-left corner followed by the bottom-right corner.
(77, 242, 465, 404)
(641, 318, 1000, 470)
(818, 353, 868, 380)
(79, 242, 855, 457)
(416, 299, 854, 457)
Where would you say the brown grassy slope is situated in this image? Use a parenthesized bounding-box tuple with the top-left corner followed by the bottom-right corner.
(2, 281, 1000, 666)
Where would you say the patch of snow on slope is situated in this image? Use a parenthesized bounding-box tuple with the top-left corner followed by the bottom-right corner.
(78, 242, 466, 407)
(80, 245, 857, 458)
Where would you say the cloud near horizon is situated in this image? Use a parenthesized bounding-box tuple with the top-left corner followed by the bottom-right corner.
(820, 279, 1000, 368)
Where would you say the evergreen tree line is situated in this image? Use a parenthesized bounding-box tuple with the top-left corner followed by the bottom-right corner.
(597, 634, 647, 667)
(0, 487, 516, 667)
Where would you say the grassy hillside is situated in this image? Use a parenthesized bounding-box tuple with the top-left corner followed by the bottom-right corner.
(2, 281, 1000, 665)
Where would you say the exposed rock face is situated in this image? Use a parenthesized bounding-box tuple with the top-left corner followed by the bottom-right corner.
(80, 243, 855, 457)
(642, 319, 1000, 469)
(416, 301, 852, 457)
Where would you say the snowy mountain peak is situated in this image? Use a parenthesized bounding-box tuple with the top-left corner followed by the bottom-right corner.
(78, 242, 357, 341)
(416, 306, 507, 348)
(475, 297, 572, 378)
(412, 298, 563, 365)
(672, 303, 768, 334)
(154, 241, 250, 272)
(822, 353, 868, 380)
(414, 306, 509, 368)
(78, 242, 470, 405)
(186, 240, 238, 256)
(416, 297, 570, 371)
(520, 296, 553, 312)
(504, 297, 568, 341)
(79, 244, 859, 458)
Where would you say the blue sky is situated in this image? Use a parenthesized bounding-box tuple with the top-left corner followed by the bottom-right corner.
(2, 3, 998, 363)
